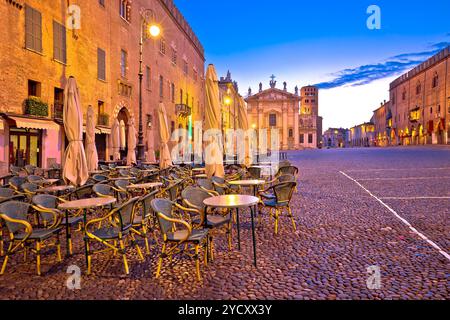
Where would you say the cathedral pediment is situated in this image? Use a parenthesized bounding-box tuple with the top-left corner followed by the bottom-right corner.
(245, 88, 300, 102)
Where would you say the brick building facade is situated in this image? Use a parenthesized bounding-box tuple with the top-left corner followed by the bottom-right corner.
(0, 0, 205, 172)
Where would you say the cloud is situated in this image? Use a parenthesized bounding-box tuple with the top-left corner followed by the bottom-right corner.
(315, 42, 449, 90)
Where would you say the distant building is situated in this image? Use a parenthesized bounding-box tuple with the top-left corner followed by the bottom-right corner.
(245, 78, 323, 150)
(323, 128, 350, 148)
(350, 123, 375, 147)
(389, 45, 449, 145)
(218, 71, 240, 133)
(372, 100, 390, 147)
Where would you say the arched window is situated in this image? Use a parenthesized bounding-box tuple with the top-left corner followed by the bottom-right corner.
(119, 0, 131, 22)
(416, 82, 421, 95)
(432, 73, 439, 88)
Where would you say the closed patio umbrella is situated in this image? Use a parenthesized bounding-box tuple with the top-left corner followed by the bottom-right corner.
(237, 95, 252, 167)
(85, 105, 98, 171)
(111, 119, 121, 161)
(62, 76, 88, 186)
(126, 119, 137, 166)
(119, 120, 126, 150)
(204, 64, 225, 178)
(158, 102, 172, 169)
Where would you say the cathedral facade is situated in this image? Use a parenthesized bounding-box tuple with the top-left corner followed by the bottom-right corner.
(245, 78, 322, 150)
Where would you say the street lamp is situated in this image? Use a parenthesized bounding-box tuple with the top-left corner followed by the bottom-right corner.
(137, 8, 161, 162)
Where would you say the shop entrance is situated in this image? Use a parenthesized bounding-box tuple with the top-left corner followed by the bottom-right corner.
(9, 128, 42, 167)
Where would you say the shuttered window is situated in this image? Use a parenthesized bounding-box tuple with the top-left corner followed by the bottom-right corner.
(25, 5, 42, 53)
(53, 21, 66, 63)
(97, 48, 106, 80)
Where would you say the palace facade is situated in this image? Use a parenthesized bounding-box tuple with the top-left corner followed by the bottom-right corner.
(0, 0, 205, 172)
(245, 78, 322, 150)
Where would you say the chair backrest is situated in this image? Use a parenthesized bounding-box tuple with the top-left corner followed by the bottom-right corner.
(166, 181, 182, 201)
(0, 201, 31, 234)
(248, 167, 262, 179)
(211, 176, 227, 195)
(93, 183, 114, 197)
(71, 184, 94, 200)
(10, 165, 23, 175)
(278, 165, 298, 176)
(51, 163, 61, 170)
(92, 174, 108, 183)
(24, 165, 36, 175)
(277, 174, 296, 183)
(115, 197, 140, 230)
(197, 179, 214, 191)
(119, 169, 130, 177)
(150, 198, 174, 236)
(21, 182, 39, 194)
(32, 194, 58, 209)
(181, 186, 210, 211)
(273, 182, 297, 205)
(129, 167, 140, 176)
(138, 189, 158, 219)
(27, 175, 44, 183)
(0, 188, 15, 199)
(114, 179, 130, 191)
(9, 176, 27, 190)
(99, 164, 110, 171)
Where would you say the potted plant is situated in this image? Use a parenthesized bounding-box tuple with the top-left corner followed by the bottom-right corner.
(24, 96, 49, 117)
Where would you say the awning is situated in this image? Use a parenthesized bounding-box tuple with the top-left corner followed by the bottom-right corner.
(0, 120, 4, 131)
(9, 116, 60, 131)
(97, 126, 111, 134)
(83, 125, 101, 134)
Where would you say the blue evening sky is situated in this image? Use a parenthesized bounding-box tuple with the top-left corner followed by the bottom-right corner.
(176, 0, 450, 130)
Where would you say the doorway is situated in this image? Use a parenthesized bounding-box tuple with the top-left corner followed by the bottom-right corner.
(9, 128, 42, 167)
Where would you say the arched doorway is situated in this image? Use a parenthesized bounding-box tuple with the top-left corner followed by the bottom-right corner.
(117, 108, 129, 161)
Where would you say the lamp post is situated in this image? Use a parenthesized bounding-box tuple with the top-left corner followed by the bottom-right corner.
(137, 9, 161, 162)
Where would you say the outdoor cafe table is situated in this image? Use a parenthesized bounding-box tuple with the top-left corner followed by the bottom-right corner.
(127, 182, 162, 194)
(203, 195, 260, 267)
(35, 178, 60, 186)
(58, 197, 117, 255)
(36, 185, 75, 196)
(228, 179, 265, 197)
(192, 174, 208, 180)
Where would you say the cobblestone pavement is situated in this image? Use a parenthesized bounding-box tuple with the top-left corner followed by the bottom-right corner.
(0, 146, 449, 300)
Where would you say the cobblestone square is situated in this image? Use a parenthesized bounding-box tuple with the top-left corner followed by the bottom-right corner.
(0, 146, 448, 300)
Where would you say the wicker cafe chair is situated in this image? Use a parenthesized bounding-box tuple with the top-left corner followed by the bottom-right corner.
(32, 194, 83, 255)
(21, 183, 40, 198)
(27, 175, 45, 184)
(8, 176, 27, 192)
(132, 190, 159, 255)
(247, 166, 262, 180)
(276, 165, 299, 178)
(84, 197, 141, 275)
(181, 187, 232, 257)
(10, 165, 23, 176)
(69, 184, 94, 201)
(259, 182, 297, 235)
(92, 174, 109, 184)
(151, 198, 210, 280)
(24, 165, 37, 175)
(0, 188, 15, 200)
(0, 201, 62, 275)
(114, 180, 131, 201)
(197, 179, 219, 196)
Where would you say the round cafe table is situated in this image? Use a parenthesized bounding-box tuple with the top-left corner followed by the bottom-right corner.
(127, 182, 162, 194)
(35, 178, 60, 186)
(58, 197, 116, 256)
(36, 185, 75, 195)
(228, 179, 265, 197)
(203, 195, 260, 267)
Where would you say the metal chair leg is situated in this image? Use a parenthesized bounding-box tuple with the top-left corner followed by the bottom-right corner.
(156, 243, 166, 278)
(288, 206, 297, 231)
(36, 241, 41, 276)
(195, 244, 201, 281)
(119, 238, 129, 274)
(0, 242, 12, 275)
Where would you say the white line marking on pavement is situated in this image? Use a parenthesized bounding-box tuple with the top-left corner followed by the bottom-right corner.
(357, 177, 450, 181)
(380, 196, 450, 200)
(340, 171, 450, 262)
(345, 167, 450, 172)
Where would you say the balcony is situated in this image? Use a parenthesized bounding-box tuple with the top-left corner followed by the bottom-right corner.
(97, 113, 109, 126)
(53, 102, 64, 121)
(175, 104, 191, 117)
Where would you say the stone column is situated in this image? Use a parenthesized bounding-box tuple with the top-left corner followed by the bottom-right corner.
(294, 102, 299, 149)
(282, 103, 288, 150)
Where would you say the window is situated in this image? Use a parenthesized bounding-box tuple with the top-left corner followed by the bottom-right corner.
(180, 89, 183, 104)
(392, 93, 396, 105)
(146, 66, 151, 90)
(193, 69, 198, 81)
(119, 0, 131, 22)
(97, 48, 106, 80)
(98, 100, 105, 115)
(416, 82, 421, 95)
(402, 90, 406, 101)
(289, 128, 293, 137)
(308, 134, 313, 144)
(25, 5, 42, 53)
(299, 134, 304, 144)
(183, 60, 188, 75)
(159, 75, 164, 98)
(54, 88, 64, 119)
(171, 83, 175, 103)
(171, 48, 177, 65)
(432, 73, 439, 88)
(269, 114, 277, 127)
(120, 50, 127, 78)
(28, 80, 41, 97)
(160, 38, 166, 55)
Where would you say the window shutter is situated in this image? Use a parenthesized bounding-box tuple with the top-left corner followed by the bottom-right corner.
(98, 48, 106, 80)
(53, 21, 60, 61)
(61, 24, 66, 63)
(25, 5, 42, 52)
(34, 9, 42, 52)
(25, 6, 33, 49)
